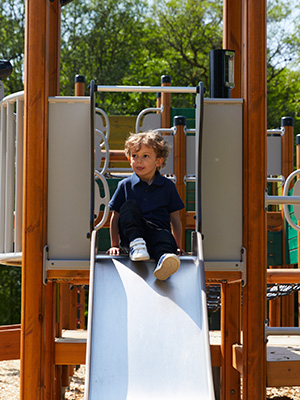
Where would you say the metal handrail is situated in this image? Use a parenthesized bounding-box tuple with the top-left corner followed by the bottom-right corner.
(136, 106, 162, 134)
(97, 85, 197, 94)
(195, 82, 204, 233)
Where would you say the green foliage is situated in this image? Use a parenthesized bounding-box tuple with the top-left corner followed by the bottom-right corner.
(60, 0, 149, 113)
(267, 68, 300, 131)
(59, 0, 223, 112)
(0, 0, 24, 94)
(0, 266, 21, 325)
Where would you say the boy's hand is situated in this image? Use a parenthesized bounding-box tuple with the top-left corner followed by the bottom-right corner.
(177, 248, 185, 256)
(107, 247, 120, 256)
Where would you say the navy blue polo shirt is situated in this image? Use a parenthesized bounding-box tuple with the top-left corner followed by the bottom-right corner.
(109, 172, 184, 231)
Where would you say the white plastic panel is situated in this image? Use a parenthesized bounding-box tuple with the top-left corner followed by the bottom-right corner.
(85, 255, 215, 400)
(47, 98, 91, 261)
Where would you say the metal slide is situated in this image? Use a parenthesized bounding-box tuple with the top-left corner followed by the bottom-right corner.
(85, 231, 215, 399)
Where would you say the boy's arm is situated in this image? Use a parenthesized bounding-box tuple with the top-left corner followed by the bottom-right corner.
(107, 211, 120, 255)
(170, 210, 184, 254)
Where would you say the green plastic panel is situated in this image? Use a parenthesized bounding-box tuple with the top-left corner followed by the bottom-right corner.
(267, 231, 283, 267)
(171, 108, 195, 130)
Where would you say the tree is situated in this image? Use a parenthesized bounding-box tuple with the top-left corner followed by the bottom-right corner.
(0, 266, 21, 325)
(0, 0, 24, 95)
(129, 0, 223, 109)
(266, 0, 300, 132)
(60, 0, 149, 114)
(150, 0, 222, 87)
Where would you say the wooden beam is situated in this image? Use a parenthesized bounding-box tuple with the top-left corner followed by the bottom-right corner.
(47, 268, 243, 284)
(55, 341, 86, 365)
(21, 0, 50, 398)
(205, 270, 242, 282)
(267, 268, 300, 284)
(234, 343, 300, 387)
(0, 325, 21, 361)
(47, 269, 90, 284)
(232, 344, 243, 374)
(241, 0, 267, 399)
(267, 211, 283, 231)
(267, 361, 300, 387)
(54, 340, 222, 368)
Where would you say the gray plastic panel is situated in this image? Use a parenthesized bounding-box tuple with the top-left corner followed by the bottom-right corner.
(140, 113, 161, 132)
(267, 135, 281, 176)
(85, 255, 215, 400)
(191, 99, 243, 262)
(202, 100, 243, 261)
(47, 99, 91, 260)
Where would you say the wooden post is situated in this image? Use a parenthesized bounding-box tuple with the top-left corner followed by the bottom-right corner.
(223, 0, 242, 98)
(44, 1, 61, 398)
(297, 134, 300, 327)
(73, 74, 86, 330)
(268, 266, 281, 327)
(241, 0, 267, 399)
(44, 283, 56, 400)
(75, 75, 86, 97)
(221, 282, 241, 400)
(48, 0, 61, 97)
(173, 116, 186, 250)
(281, 117, 294, 327)
(156, 92, 161, 109)
(21, 0, 50, 398)
(222, 3, 242, 398)
(161, 75, 171, 129)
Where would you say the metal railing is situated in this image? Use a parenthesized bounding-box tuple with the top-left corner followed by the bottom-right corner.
(0, 91, 24, 265)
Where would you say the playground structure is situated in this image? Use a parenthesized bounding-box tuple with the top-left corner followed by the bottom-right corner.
(0, 0, 300, 399)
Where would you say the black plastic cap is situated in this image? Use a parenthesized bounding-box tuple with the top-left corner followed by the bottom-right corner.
(0, 60, 12, 79)
(281, 116, 294, 127)
(75, 75, 85, 83)
(161, 75, 171, 84)
(173, 115, 186, 126)
(296, 135, 300, 146)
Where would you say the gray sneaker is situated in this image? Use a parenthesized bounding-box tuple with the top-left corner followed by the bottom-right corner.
(154, 253, 180, 280)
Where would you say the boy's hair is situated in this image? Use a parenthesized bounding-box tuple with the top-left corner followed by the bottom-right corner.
(124, 131, 170, 170)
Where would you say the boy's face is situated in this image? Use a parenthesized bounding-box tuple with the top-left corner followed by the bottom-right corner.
(130, 144, 164, 183)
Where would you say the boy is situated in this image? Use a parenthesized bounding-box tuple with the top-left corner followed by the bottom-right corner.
(107, 130, 184, 280)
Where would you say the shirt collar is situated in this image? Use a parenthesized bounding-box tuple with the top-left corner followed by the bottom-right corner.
(131, 171, 164, 186)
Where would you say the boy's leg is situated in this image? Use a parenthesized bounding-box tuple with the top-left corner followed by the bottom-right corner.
(118, 200, 146, 245)
(145, 226, 180, 280)
(118, 200, 149, 261)
(145, 226, 177, 262)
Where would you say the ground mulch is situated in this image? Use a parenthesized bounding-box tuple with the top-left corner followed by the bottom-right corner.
(1, 360, 300, 399)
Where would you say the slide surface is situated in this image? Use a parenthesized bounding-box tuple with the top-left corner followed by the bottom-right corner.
(85, 252, 215, 399)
